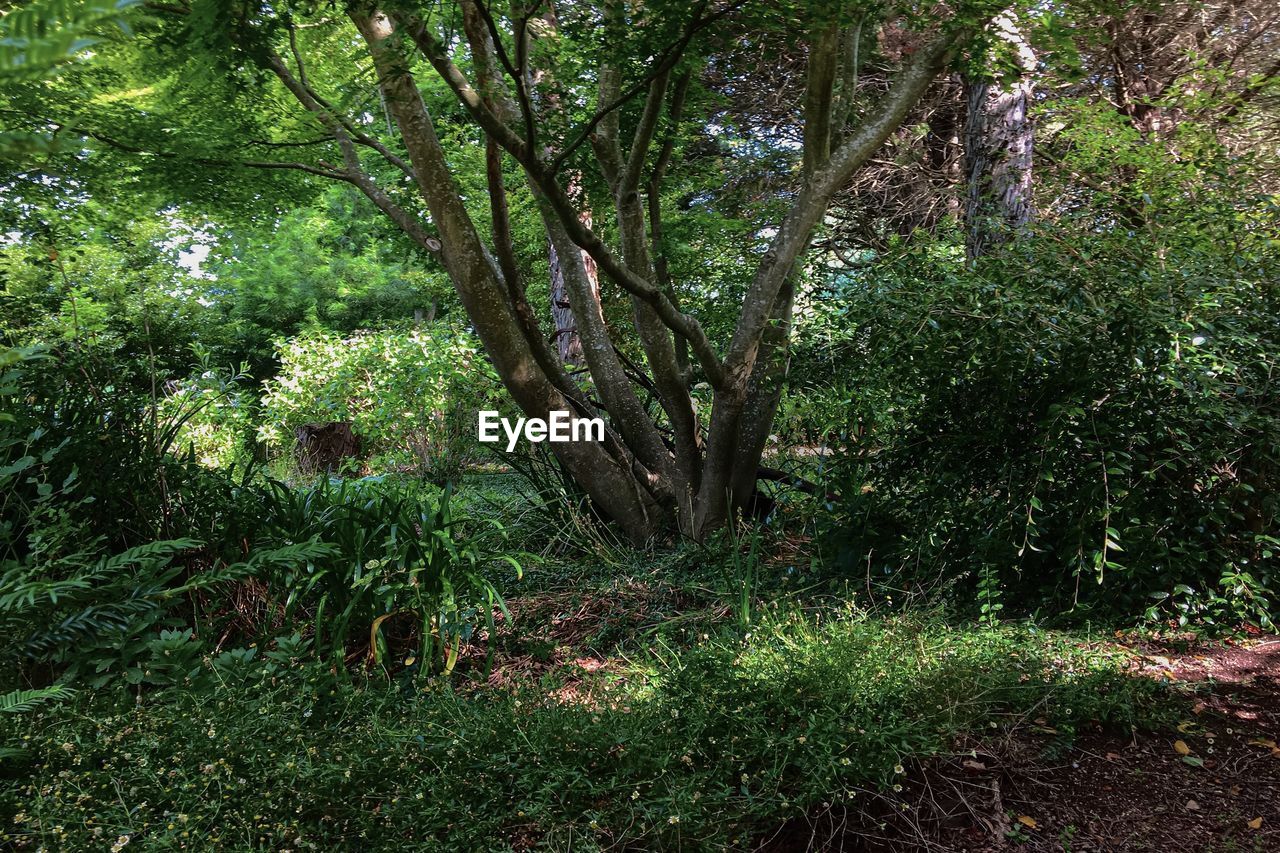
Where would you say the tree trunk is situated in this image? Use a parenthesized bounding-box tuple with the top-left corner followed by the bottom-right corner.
(352, 8, 666, 544)
(963, 14, 1035, 261)
(331, 6, 970, 542)
(547, 194, 599, 367)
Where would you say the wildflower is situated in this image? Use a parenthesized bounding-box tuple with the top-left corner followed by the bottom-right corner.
(796, 736, 807, 744)
(111, 835, 131, 852)
(894, 764, 905, 775)
(631, 790, 640, 800)
(668, 816, 680, 825)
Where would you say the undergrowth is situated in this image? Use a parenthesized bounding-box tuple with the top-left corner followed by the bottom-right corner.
(2, 615, 1176, 851)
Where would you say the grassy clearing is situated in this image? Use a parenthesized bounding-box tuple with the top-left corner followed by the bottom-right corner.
(2, 613, 1176, 851)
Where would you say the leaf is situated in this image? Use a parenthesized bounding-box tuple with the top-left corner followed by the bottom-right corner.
(1017, 815, 1037, 829)
(1248, 817, 1263, 830)
(1176, 721, 1194, 733)
(0, 685, 76, 714)
(1173, 739, 1192, 755)
(1182, 756, 1205, 768)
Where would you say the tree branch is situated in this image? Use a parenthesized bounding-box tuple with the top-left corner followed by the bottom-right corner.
(550, 0, 747, 175)
(398, 9, 725, 386)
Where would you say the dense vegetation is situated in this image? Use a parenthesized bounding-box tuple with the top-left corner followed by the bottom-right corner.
(1, 0, 1277, 849)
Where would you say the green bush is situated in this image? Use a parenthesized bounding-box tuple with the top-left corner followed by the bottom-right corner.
(158, 349, 258, 472)
(0, 344, 325, 702)
(254, 476, 520, 676)
(813, 220, 1279, 625)
(259, 326, 499, 480)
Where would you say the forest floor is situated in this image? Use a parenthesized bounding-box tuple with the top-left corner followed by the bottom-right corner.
(765, 632, 1280, 853)
(476, 573, 1279, 852)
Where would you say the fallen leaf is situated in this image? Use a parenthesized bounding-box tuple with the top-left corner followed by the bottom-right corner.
(1248, 738, 1277, 750)
(1177, 721, 1194, 733)
(1017, 815, 1037, 829)
(1105, 752, 1122, 761)
(1192, 701, 1207, 715)
(1182, 755, 1205, 768)
(1174, 740, 1192, 755)
(1248, 817, 1263, 830)
(962, 759, 987, 771)
(1186, 799, 1200, 811)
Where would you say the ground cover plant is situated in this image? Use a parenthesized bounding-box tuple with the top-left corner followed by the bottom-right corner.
(3, 615, 1176, 850)
(2, 0, 1279, 849)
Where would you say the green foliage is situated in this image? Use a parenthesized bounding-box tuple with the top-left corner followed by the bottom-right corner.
(205, 188, 454, 373)
(814, 190, 1279, 625)
(0, 0, 139, 91)
(158, 348, 258, 471)
(260, 326, 499, 480)
(255, 477, 519, 676)
(0, 616, 1172, 849)
(0, 685, 75, 716)
(5, 342, 258, 551)
(0, 218, 225, 386)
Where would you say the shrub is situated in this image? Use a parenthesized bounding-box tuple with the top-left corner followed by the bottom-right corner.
(259, 326, 500, 481)
(157, 348, 258, 472)
(254, 476, 521, 675)
(814, 219, 1279, 625)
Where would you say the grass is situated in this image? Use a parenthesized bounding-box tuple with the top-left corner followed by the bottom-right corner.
(1, 612, 1178, 851)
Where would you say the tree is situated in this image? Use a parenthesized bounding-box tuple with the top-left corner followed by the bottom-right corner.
(963, 12, 1035, 260)
(7, 0, 998, 541)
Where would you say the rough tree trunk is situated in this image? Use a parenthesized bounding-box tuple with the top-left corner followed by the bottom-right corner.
(336, 4, 970, 542)
(547, 199, 599, 367)
(963, 14, 1035, 261)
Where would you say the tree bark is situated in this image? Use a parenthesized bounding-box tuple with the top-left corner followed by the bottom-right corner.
(963, 14, 1036, 261)
(547, 187, 600, 367)
(252, 2, 974, 542)
(351, 8, 665, 543)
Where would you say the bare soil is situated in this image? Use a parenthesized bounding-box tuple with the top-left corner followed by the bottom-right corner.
(762, 634, 1280, 852)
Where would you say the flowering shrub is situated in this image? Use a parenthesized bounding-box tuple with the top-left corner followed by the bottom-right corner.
(259, 327, 500, 478)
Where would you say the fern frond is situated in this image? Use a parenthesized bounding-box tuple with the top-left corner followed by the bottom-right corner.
(0, 684, 76, 714)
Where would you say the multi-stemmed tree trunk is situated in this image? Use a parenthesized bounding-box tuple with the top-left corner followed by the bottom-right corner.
(132, 0, 985, 542)
(963, 13, 1036, 260)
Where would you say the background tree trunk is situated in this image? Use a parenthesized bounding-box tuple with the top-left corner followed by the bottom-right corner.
(548, 202, 600, 367)
(964, 15, 1036, 261)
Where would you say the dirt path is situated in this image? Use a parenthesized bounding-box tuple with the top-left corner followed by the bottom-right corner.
(763, 634, 1280, 852)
